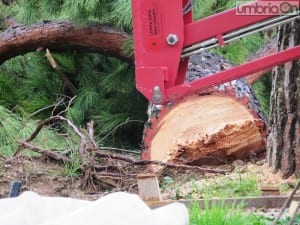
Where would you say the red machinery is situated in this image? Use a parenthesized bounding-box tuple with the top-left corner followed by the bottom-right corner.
(132, 0, 300, 160)
(132, 0, 300, 104)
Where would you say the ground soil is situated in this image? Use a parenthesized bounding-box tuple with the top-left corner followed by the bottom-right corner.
(0, 155, 297, 201)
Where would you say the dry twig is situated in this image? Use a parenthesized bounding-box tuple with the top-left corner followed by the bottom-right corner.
(57, 96, 76, 116)
(14, 116, 86, 156)
(18, 141, 71, 162)
(87, 120, 97, 150)
(45, 49, 77, 94)
(94, 151, 231, 174)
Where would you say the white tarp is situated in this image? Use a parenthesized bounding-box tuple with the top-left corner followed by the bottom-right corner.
(0, 191, 189, 225)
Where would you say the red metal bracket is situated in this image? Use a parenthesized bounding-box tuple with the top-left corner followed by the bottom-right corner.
(132, 0, 300, 103)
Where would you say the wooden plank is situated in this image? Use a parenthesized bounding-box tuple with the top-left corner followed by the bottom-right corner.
(147, 195, 300, 209)
(137, 174, 161, 202)
(287, 201, 300, 217)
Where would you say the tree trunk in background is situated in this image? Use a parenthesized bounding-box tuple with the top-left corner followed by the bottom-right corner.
(267, 20, 300, 178)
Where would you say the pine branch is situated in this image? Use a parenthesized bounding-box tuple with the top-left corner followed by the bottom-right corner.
(0, 20, 132, 65)
(18, 140, 71, 162)
(29, 97, 66, 118)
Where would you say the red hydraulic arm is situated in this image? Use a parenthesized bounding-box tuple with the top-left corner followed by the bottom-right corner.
(131, 0, 300, 104)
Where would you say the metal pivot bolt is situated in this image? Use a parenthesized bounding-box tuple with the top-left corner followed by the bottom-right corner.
(152, 86, 163, 104)
(166, 34, 179, 45)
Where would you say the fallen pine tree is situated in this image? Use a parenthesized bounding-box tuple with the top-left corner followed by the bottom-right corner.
(0, 20, 275, 166)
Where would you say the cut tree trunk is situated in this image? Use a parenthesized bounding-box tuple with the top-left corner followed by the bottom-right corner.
(143, 53, 268, 165)
(267, 21, 300, 178)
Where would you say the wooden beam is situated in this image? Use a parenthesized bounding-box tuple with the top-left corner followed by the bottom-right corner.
(147, 195, 300, 209)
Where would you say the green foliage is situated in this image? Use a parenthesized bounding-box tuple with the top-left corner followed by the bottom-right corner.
(13, 0, 248, 29)
(0, 3, 20, 26)
(189, 200, 264, 225)
(0, 106, 74, 157)
(182, 173, 260, 199)
(63, 53, 147, 148)
(107, 0, 132, 30)
(160, 176, 175, 192)
(199, 174, 260, 198)
(192, 0, 218, 19)
(212, 34, 264, 64)
(252, 72, 272, 116)
(0, 53, 61, 117)
(0, 50, 147, 149)
(17, 0, 105, 23)
(0, 71, 18, 108)
(274, 215, 300, 225)
(15, 0, 130, 28)
(257, 214, 300, 225)
(63, 145, 82, 179)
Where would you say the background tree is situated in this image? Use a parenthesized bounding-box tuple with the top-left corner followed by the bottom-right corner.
(267, 20, 300, 178)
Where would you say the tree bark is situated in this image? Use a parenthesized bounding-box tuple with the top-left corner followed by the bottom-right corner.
(0, 20, 132, 64)
(267, 20, 300, 178)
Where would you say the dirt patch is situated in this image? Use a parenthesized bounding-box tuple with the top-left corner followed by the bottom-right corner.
(0, 156, 104, 200)
(0, 156, 297, 201)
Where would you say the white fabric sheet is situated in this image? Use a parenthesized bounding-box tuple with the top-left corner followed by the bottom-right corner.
(0, 191, 189, 225)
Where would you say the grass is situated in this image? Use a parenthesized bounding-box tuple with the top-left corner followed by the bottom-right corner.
(62, 146, 82, 179)
(279, 183, 292, 194)
(181, 172, 260, 199)
(200, 174, 260, 198)
(189, 200, 265, 225)
(161, 170, 261, 200)
(189, 200, 300, 225)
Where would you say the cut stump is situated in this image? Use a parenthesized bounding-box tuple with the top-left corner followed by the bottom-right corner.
(142, 53, 267, 165)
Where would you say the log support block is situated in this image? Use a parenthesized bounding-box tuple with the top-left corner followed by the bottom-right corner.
(137, 174, 162, 202)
